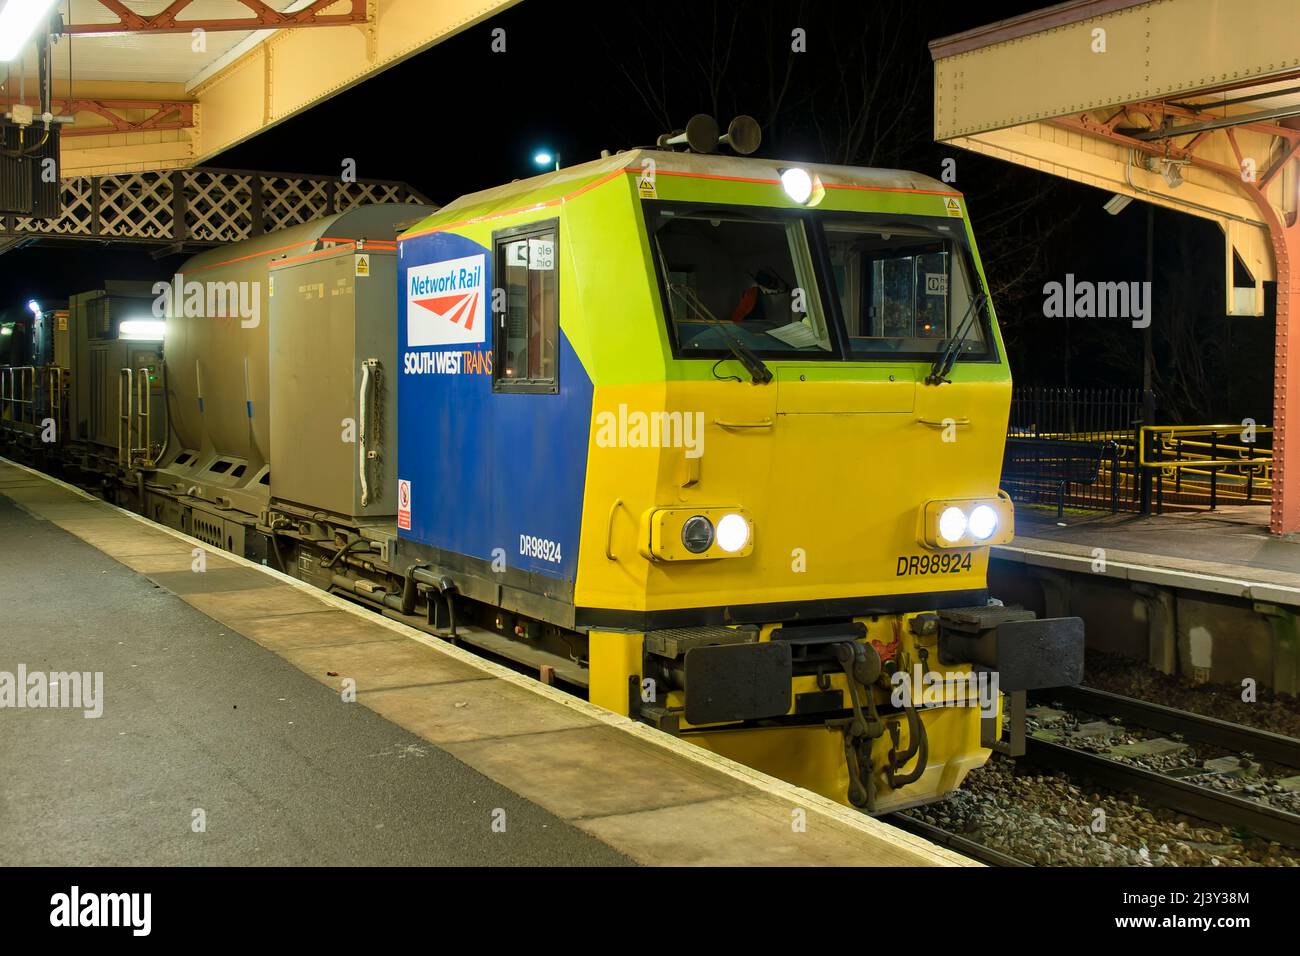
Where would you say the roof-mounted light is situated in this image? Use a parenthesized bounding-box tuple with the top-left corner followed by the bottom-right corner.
(780, 167, 814, 204)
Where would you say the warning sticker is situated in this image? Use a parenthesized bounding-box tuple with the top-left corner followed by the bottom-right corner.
(355, 254, 370, 277)
(944, 197, 963, 218)
(397, 479, 411, 531)
(637, 174, 657, 199)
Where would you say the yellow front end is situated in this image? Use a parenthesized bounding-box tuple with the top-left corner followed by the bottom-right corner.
(565, 151, 1019, 811)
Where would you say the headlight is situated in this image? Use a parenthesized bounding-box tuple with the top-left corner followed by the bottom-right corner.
(716, 513, 750, 553)
(937, 506, 967, 543)
(922, 496, 1014, 548)
(646, 507, 754, 560)
(780, 167, 814, 204)
(968, 504, 998, 540)
(681, 515, 714, 553)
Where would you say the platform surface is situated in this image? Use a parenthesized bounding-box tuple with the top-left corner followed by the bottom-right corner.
(998, 508, 1300, 606)
(0, 458, 965, 867)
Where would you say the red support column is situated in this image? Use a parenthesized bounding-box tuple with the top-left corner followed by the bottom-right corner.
(1271, 217, 1300, 534)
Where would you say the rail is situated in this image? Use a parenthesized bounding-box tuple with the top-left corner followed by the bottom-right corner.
(0, 364, 67, 443)
(118, 365, 161, 469)
(1138, 424, 1273, 511)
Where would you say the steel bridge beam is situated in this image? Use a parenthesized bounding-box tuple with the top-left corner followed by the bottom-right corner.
(67, 0, 368, 36)
(0, 97, 193, 137)
(48, 0, 520, 178)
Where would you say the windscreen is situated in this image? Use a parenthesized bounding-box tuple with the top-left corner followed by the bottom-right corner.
(823, 221, 987, 358)
(647, 207, 834, 358)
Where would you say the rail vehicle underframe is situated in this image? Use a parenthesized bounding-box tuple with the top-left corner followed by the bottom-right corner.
(67, 467, 1082, 814)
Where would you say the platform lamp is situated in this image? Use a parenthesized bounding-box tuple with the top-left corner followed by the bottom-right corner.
(0, 0, 61, 61)
(533, 150, 560, 172)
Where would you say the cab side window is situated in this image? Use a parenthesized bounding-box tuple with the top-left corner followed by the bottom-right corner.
(493, 221, 559, 393)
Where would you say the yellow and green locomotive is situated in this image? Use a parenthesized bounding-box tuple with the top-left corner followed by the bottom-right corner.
(391, 126, 1083, 811)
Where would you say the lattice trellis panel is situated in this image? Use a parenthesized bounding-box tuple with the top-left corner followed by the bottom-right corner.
(0, 168, 429, 249)
(260, 176, 333, 231)
(183, 170, 253, 242)
(337, 180, 426, 212)
(12, 178, 95, 236)
(98, 173, 173, 238)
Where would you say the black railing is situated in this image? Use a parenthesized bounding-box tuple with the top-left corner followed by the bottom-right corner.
(1003, 387, 1149, 514)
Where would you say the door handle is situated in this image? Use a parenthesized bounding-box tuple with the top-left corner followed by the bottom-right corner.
(916, 417, 971, 427)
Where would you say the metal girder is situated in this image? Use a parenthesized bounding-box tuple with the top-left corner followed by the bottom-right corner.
(1132, 105, 1300, 141)
(930, 0, 1300, 141)
(68, 0, 368, 36)
(0, 97, 193, 137)
(56, 0, 520, 177)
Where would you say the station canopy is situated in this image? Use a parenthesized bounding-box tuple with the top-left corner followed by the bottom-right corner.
(930, 0, 1300, 534)
(931, 0, 1298, 317)
(0, 0, 519, 178)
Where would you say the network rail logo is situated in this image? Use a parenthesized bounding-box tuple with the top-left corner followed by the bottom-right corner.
(0, 665, 103, 718)
(407, 254, 487, 347)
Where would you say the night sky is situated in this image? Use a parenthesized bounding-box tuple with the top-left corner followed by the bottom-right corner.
(0, 0, 1276, 423)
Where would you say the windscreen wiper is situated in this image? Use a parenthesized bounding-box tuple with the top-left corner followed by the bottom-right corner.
(652, 231, 772, 384)
(668, 284, 773, 384)
(926, 292, 987, 386)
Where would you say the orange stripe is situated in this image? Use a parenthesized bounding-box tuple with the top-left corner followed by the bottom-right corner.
(650, 168, 779, 185)
(400, 165, 962, 241)
(191, 238, 318, 271)
(823, 181, 961, 198)
(193, 238, 397, 271)
(401, 169, 626, 240)
(322, 237, 396, 248)
(273, 240, 400, 267)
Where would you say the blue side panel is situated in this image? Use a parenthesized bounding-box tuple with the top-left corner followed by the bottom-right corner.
(396, 229, 593, 587)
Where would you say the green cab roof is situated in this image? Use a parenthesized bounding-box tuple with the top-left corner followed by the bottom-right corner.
(399, 148, 960, 241)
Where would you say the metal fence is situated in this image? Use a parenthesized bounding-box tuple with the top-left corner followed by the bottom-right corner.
(1002, 387, 1273, 516)
(1003, 387, 1147, 514)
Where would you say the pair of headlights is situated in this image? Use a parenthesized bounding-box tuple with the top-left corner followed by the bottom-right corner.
(937, 503, 1000, 544)
(682, 512, 750, 554)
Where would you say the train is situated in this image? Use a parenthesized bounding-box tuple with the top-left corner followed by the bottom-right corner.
(0, 117, 1084, 813)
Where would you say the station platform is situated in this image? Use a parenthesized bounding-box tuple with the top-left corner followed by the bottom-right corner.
(0, 457, 965, 867)
(997, 508, 1300, 607)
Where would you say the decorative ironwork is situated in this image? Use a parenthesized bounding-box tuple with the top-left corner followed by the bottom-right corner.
(0, 97, 193, 138)
(0, 167, 429, 253)
(67, 0, 368, 36)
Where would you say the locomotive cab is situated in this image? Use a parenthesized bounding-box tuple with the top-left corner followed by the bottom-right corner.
(394, 141, 1085, 813)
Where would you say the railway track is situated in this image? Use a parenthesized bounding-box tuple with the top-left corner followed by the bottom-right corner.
(1024, 685, 1300, 848)
(889, 813, 1030, 867)
(1040, 685, 1300, 766)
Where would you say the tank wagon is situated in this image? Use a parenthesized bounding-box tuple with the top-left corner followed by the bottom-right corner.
(3, 124, 1084, 813)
